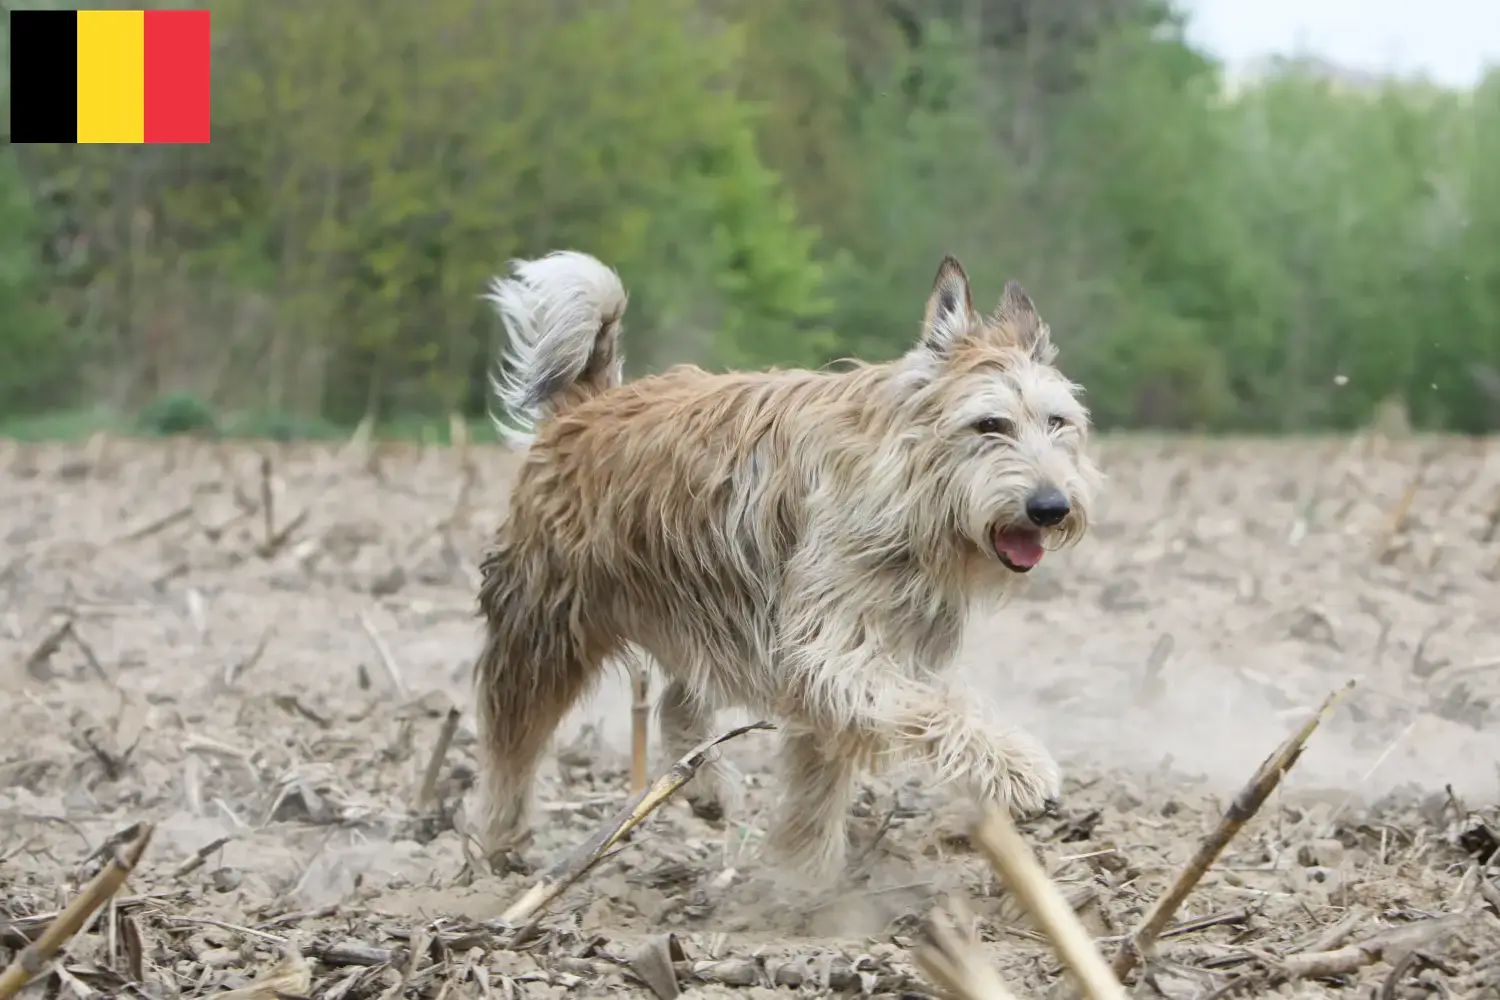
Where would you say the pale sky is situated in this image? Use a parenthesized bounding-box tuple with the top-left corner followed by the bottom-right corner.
(1183, 0, 1500, 87)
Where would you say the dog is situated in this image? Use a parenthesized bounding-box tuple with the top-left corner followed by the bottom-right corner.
(472, 250, 1100, 880)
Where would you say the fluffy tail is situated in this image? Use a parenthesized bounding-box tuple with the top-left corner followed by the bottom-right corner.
(485, 250, 629, 445)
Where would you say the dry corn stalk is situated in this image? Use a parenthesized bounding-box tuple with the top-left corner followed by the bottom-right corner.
(917, 894, 1025, 1000)
(1110, 681, 1353, 981)
(972, 810, 1127, 1000)
(0, 823, 154, 999)
(628, 655, 651, 794)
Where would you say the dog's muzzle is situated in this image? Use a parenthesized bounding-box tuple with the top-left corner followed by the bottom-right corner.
(1024, 487, 1070, 527)
(992, 487, 1071, 572)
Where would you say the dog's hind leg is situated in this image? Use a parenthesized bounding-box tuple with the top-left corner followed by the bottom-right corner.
(764, 729, 860, 883)
(472, 594, 605, 870)
(656, 676, 737, 821)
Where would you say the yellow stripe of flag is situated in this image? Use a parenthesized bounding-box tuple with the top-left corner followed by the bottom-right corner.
(77, 10, 146, 144)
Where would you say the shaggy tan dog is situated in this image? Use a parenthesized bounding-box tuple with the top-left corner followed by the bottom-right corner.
(474, 250, 1100, 880)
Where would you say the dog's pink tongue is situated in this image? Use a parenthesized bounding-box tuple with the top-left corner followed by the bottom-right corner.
(995, 529, 1045, 568)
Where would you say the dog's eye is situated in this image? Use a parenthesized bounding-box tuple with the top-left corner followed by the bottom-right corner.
(972, 417, 1015, 436)
(1047, 415, 1071, 432)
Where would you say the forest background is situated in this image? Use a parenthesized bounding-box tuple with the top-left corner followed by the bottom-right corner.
(2, 0, 1497, 439)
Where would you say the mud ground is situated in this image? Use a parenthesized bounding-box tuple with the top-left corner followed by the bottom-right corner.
(2, 433, 1498, 998)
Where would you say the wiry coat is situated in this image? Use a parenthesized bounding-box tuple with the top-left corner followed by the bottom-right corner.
(475, 251, 1100, 879)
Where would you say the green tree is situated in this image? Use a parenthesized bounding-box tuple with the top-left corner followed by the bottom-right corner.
(2, 0, 1497, 435)
(0, 148, 70, 418)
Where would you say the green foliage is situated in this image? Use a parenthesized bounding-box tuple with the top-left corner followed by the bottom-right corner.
(0, 0, 1496, 437)
(0, 149, 70, 419)
(0, 409, 121, 442)
(822, 20, 1022, 359)
(137, 393, 219, 438)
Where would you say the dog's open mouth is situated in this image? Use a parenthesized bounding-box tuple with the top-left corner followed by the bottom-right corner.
(993, 526, 1046, 573)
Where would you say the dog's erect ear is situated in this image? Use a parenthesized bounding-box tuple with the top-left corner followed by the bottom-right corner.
(995, 280, 1056, 363)
(919, 255, 978, 356)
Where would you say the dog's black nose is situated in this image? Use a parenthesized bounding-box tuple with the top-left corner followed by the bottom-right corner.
(1025, 488, 1070, 527)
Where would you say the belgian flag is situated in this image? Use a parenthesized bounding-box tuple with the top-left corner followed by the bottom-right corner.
(9, 9, 211, 144)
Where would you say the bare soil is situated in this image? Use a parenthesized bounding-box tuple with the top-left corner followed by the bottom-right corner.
(2, 433, 1499, 999)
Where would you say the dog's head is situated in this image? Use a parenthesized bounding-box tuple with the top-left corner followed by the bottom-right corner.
(899, 256, 1100, 576)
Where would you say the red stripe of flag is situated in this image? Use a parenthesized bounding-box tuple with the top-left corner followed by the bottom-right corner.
(143, 10, 211, 143)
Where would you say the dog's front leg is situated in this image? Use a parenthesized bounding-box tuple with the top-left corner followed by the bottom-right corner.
(790, 663, 1062, 823)
(764, 727, 862, 881)
(882, 683, 1062, 817)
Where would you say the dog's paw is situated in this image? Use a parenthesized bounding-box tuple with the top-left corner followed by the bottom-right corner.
(683, 756, 740, 824)
(687, 793, 725, 823)
(485, 847, 534, 877)
(477, 816, 536, 874)
(1004, 769, 1062, 820)
(982, 732, 1062, 820)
